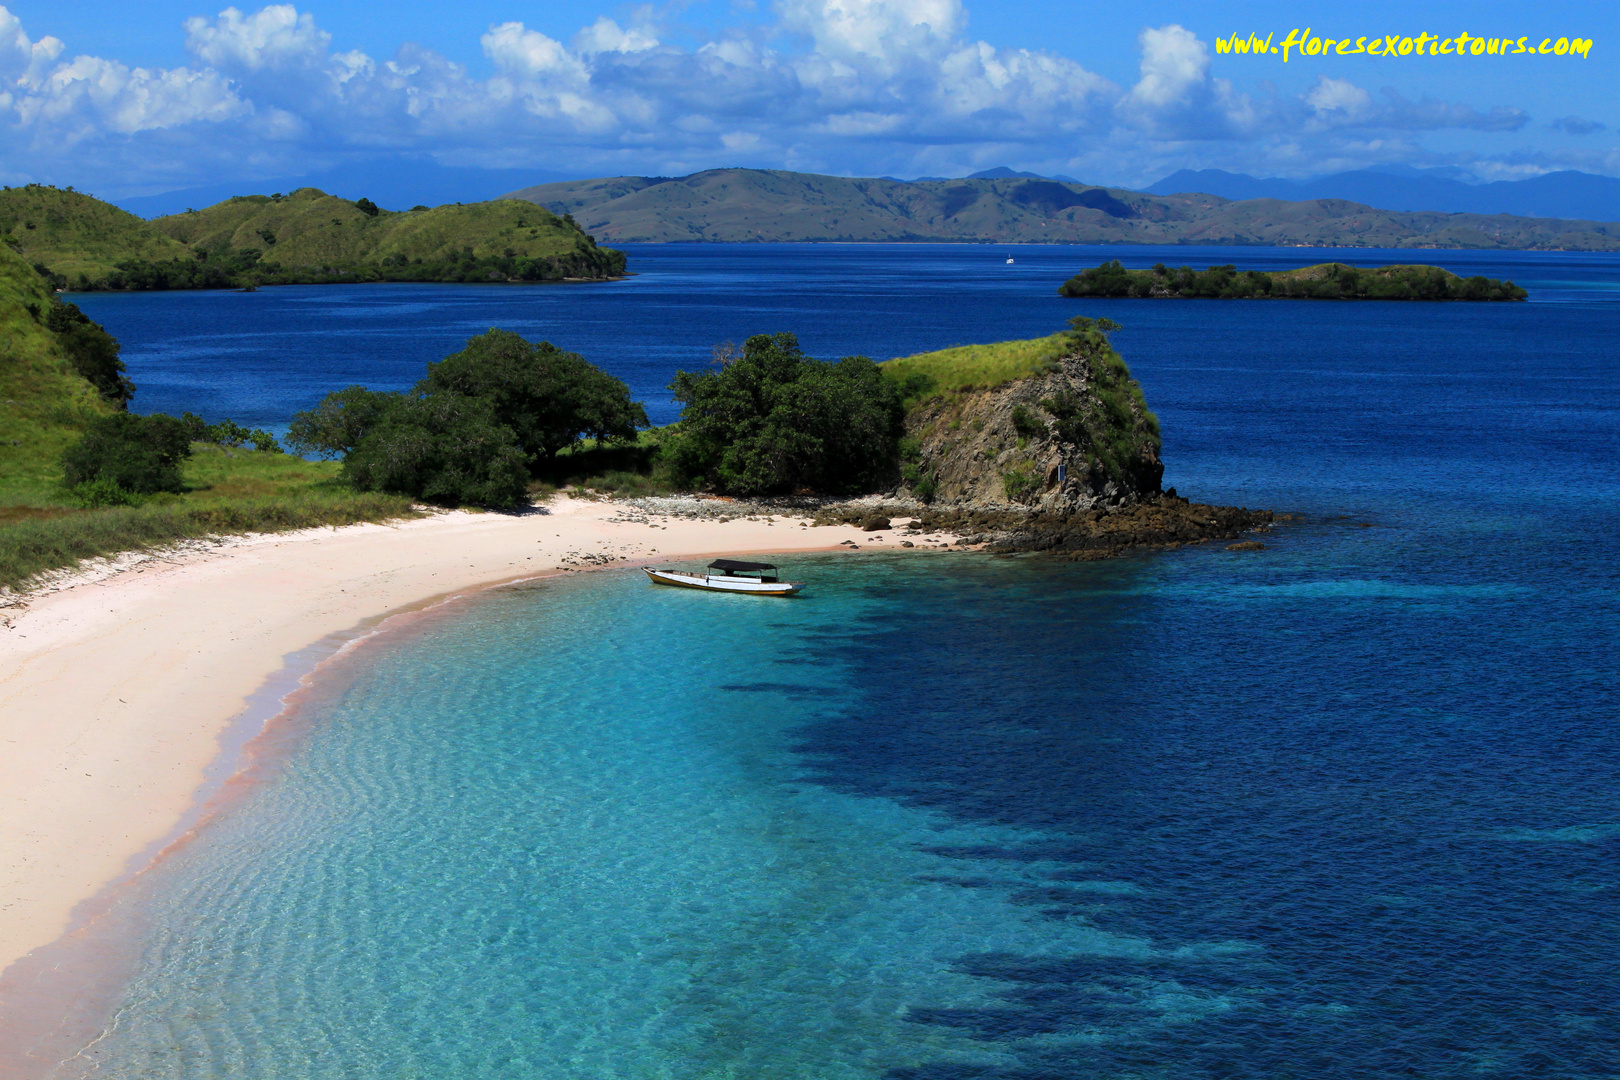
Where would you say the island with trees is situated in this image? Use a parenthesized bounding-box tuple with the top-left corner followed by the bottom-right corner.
(1059, 260, 1527, 300)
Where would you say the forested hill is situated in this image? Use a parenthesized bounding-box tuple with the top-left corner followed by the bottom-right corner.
(504, 168, 1620, 251)
(0, 185, 626, 290)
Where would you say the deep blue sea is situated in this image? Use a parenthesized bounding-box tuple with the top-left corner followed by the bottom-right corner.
(60, 245, 1620, 1078)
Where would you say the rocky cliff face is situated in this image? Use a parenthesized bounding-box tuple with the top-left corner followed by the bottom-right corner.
(901, 330, 1164, 511)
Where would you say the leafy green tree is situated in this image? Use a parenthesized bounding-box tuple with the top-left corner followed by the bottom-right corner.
(285, 387, 400, 459)
(44, 300, 133, 406)
(60, 413, 193, 494)
(354, 197, 380, 217)
(662, 332, 904, 495)
(341, 392, 530, 507)
(420, 329, 646, 463)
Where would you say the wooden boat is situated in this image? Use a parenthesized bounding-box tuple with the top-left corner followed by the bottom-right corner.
(643, 559, 804, 596)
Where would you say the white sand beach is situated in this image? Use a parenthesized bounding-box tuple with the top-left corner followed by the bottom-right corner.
(0, 497, 940, 981)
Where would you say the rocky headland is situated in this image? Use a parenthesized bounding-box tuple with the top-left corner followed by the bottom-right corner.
(604, 321, 1275, 559)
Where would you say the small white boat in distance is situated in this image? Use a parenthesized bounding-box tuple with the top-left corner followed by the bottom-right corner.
(644, 559, 804, 596)
(1006, 257, 1015, 264)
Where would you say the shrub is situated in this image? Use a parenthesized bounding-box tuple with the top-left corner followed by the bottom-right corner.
(1010, 404, 1043, 437)
(1002, 460, 1039, 504)
(898, 435, 937, 503)
(180, 413, 283, 453)
(60, 413, 194, 494)
(67, 476, 140, 508)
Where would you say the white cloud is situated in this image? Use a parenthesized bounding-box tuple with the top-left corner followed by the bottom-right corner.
(183, 4, 329, 71)
(1305, 76, 1371, 121)
(1120, 24, 1257, 139)
(0, 3, 1563, 192)
(777, 0, 960, 70)
(0, 6, 61, 84)
(574, 17, 658, 57)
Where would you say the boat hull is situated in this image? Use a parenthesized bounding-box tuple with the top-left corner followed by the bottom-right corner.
(643, 568, 803, 596)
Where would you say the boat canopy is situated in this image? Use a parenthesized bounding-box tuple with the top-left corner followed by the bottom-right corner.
(709, 559, 778, 572)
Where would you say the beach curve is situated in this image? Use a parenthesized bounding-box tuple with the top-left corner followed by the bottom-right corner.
(0, 496, 930, 1011)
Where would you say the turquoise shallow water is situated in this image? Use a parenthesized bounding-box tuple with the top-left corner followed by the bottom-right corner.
(51, 244, 1620, 1077)
(72, 559, 1163, 1079)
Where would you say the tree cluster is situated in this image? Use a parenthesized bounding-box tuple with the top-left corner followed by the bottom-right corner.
(287, 330, 647, 507)
(67, 244, 626, 292)
(1059, 260, 1528, 301)
(660, 332, 905, 496)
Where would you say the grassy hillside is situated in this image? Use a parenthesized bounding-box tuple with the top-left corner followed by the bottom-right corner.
(1059, 260, 1528, 300)
(0, 185, 194, 282)
(0, 184, 626, 292)
(0, 244, 118, 507)
(506, 168, 1620, 250)
(152, 188, 609, 269)
(0, 239, 414, 590)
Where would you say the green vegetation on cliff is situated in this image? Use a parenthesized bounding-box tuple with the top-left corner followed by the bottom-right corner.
(881, 318, 1163, 506)
(0, 244, 119, 506)
(1059, 260, 1528, 300)
(0, 184, 626, 291)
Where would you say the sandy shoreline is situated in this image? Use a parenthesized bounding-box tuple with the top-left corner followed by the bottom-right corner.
(0, 496, 937, 988)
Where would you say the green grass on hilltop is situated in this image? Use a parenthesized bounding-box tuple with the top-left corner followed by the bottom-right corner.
(0, 184, 626, 291)
(880, 332, 1071, 398)
(0, 184, 193, 281)
(152, 188, 595, 267)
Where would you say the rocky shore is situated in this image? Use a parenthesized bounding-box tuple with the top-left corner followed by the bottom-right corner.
(608, 490, 1274, 560)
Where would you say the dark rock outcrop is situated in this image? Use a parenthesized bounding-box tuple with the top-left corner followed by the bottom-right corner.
(900, 330, 1164, 513)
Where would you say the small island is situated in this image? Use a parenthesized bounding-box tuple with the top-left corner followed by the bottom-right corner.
(1059, 260, 1527, 301)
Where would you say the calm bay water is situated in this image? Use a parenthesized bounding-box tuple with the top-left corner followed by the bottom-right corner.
(60, 246, 1620, 1078)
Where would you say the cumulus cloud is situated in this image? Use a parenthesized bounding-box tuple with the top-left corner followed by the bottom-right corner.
(0, 2, 1563, 192)
(183, 4, 328, 71)
(1120, 25, 1257, 139)
(0, 7, 62, 84)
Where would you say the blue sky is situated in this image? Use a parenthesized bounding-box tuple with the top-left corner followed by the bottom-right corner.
(2, 0, 1616, 197)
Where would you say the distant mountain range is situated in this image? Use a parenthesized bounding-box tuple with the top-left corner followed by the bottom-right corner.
(503, 168, 1620, 250)
(1144, 168, 1620, 223)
